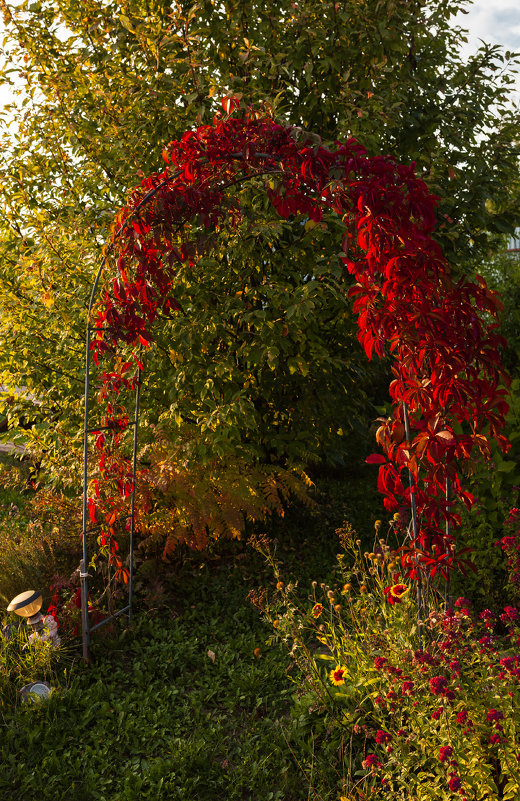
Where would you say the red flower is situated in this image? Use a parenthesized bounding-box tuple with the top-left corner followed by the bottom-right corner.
(439, 745, 453, 763)
(432, 707, 444, 720)
(430, 676, 448, 696)
(448, 773, 461, 791)
(501, 606, 519, 623)
(487, 709, 504, 723)
(374, 657, 387, 670)
(480, 609, 495, 629)
(311, 603, 324, 618)
(384, 583, 410, 605)
(362, 754, 382, 771)
(375, 730, 392, 744)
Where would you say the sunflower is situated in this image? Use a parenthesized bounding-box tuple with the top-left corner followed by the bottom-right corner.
(330, 665, 347, 686)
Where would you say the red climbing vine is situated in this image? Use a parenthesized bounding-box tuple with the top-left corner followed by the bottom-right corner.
(87, 99, 510, 582)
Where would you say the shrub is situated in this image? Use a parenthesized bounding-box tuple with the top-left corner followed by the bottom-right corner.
(254, 522, 520, 800)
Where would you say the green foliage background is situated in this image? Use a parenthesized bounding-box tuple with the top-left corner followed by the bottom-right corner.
(0, 0, 518, 545)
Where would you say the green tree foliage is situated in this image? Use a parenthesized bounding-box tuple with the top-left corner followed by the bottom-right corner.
(0, 0, 518, 495)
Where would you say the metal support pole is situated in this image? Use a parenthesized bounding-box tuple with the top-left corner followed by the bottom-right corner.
(79, 559, 89, 661)
(445, 477, 451, 607)
(81, 259, 108, 661)
(403, 402, 423, 650)
(128, 363, 141, 621)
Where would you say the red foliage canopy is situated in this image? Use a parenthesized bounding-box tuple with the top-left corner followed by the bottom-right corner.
(88, 100, 510, 580)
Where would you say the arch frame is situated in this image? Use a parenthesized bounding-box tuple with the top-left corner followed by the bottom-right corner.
(80, 103, 510, 656)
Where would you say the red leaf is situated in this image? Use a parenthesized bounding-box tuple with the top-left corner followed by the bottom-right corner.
(88, 498, 97, 524)
(365, 453, 386, 465)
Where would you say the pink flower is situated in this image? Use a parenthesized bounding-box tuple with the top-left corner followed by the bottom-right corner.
(439, 745, 453, 763)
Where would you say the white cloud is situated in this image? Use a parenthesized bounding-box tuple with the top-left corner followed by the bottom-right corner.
(454, 0, 520, 102)
(455, 0, 520, 51)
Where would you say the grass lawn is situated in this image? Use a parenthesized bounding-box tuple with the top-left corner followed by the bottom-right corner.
(0, 473, 380, 801)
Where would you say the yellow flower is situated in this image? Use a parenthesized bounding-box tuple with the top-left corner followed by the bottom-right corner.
(330, 665, 347, 686)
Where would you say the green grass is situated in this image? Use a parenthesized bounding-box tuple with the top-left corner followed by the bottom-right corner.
(0, 470, 385, 801)
(0, 549, 338, 801)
